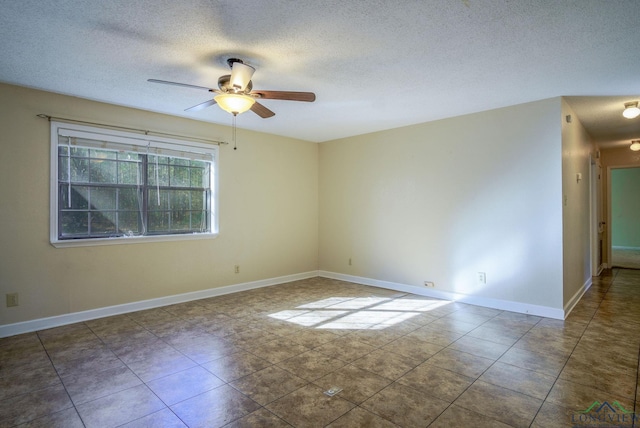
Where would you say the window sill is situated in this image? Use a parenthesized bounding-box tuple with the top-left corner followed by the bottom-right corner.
(50, 232, 218, 248)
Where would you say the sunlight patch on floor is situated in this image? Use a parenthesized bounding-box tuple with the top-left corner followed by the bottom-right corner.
(268, 296, 451, 330)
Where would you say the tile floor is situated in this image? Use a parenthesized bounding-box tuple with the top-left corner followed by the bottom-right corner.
(1, 269, 639, 427)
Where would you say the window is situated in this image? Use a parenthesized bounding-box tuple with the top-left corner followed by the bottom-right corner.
(50, 121, 218, 247)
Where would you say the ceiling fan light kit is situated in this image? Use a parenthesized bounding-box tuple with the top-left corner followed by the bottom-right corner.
(214, 93, 255, 115)
(630, 140, 640, 151)
(623, 101, 640, 119)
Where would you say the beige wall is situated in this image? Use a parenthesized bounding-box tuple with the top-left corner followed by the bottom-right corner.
(560, 100, 595, 308)
(600, 146, 640, 265)
(0, 84, 319, 326)
(319, 98, 565, 311)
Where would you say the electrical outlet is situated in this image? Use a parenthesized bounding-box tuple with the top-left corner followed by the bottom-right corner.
(234, 265, 240, 274)
(6, 293, 19, 307)
(424, 281, 435, 288)
(477, 272, 487, 285)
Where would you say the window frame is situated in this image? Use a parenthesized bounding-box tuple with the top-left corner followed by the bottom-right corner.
(50, 121, 219, 248)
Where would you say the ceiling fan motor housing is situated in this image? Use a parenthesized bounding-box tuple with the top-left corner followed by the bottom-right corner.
(218, 75, 252, 94)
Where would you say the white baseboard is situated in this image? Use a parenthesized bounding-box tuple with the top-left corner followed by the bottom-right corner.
(563, 276, 593, 318)
(0, 271, 319, 338)
(319, 271, 565, 320)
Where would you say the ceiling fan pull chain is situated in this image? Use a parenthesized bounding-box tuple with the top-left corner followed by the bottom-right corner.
(233, 113, 238, 150)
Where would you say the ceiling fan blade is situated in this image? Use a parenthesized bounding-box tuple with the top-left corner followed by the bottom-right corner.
(148, 79, 213, 91)
(251, 90, 316, 102)
(250, 101, 276, 118)
(184, 99, 217, 112)
(230, 62, 255, 91)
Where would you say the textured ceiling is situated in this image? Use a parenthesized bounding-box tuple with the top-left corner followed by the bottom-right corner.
(1, 0, 639, 144)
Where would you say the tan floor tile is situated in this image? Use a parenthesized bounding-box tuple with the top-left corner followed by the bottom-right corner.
(513, 333, 578, 359)
(326, 407, 397, 427)
(429, 404, 513, 428)
(202, 317, 254, 337)
(381, 336, 444, 362)
(404, 325, 464, 346)
(111, 338, 173, 362)
(226, 328, 280, 347)
(266, 384, 355, 427)
(533, 318, 588, 337)
(202, 351, 272, 382)
(37, 323, 96, 344)
(125, 351, 197, 382)
(76, 384, 165, 427)
(146, 366, 224, 406)
(277, 350, 347, 381)
(440, 310, 494, 326)
(46, 338, 109, 364)
(17, 407, 85, 428)
(498, 346, 569, 378)
(397, 363, 474, 402)
(223, 408, 291, 428)
(242, 337, 310, 363)
(454, 380, 543, 427)
(343, 329, 401, 348)
(0, 332, 41, 348)
(62, 365, 142, 405)
(231, 365, 308, 405)
(128, 306, 176, 321)
(314, 364, 392, 404)
(287, 328, 341, 348)
(169, 335, 239, 364)
(0, 384, 73, 427)
(457, 305, 503, 317)
(351, 348, 421, 380)
(52, 347, 123, 378)
(428, 317, 481, 334)
(426, 348, 494, 378)
(531, 401, 576, 428)
(559, 356, 637, 399)
(314, 336, 376, 363)
(447, 335, 510, 360)
(361, 382, 449, 427)
(479, 361, 556, 400)
(546, 378, 636, 412)
(171, 384, 260, 428)
(0, 334, 45, 364)
(261, 320, 310, 338)
(466, 324, 525, 346)
(100, 329, 159, 350)
(119, 408, 187, 427)
(0, 362, 60, 400)
(482, 318, 536, 335)
(147, 319, 207, 339)
(0, 348, 51, 376)
(576, 334, 638, 359)
(85, 314, 139, 335)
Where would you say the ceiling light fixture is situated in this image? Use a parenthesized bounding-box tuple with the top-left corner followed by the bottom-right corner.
(630, 140, 640, 151)
(214, 93, 255, 115)
(623, 102, 640, 119)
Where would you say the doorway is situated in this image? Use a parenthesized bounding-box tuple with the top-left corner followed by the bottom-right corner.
(610, 166, 640, 269)
(590, 156, 603, 275)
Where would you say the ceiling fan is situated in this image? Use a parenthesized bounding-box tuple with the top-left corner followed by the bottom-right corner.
(148, 58, 316, 118)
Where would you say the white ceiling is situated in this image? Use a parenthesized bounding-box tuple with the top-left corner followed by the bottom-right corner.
(1, 0, 639, 144)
